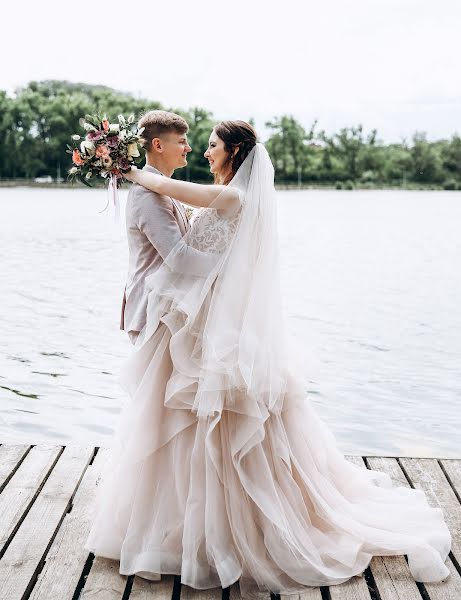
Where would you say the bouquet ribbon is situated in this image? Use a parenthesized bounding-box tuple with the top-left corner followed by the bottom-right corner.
(107, 174, 120, 225)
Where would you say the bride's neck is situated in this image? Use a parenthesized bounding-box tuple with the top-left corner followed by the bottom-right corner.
(216, 168, 232, 185)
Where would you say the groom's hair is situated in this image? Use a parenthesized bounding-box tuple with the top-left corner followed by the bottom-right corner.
(138, 110, 189, 152)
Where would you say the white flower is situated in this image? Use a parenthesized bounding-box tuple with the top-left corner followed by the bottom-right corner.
(119, 129, 128, 141)
(80, 140, 95, 156)
(69, 166, 78, 174)
(127, 142, 140, 158)
(110, 124, 120, 132)
(72, 134, 81, 141)
(102, 156, 113, 168)
(85, 171, 92, 180)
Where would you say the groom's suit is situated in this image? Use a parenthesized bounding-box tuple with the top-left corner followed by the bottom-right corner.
(120, 165, 214, 339)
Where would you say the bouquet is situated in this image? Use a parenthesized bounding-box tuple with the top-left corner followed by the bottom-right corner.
(67, 113, 144, 188)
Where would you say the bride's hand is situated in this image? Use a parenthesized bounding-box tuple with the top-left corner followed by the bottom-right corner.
(124, 166, 138, 182)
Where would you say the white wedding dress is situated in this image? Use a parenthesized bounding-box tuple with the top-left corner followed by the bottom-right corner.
(84, 145, 451, 594)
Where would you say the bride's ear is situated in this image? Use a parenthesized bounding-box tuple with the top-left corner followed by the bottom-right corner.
(233, 145, 240, 157)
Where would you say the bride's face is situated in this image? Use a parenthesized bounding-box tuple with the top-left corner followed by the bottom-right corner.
(204, 130, 230, 178)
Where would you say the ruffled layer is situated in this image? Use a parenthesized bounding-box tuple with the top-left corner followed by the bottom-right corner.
(84, 302, 451, 593)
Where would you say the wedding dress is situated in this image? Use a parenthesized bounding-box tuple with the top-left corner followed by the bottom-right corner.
(84, 144, 451, 593)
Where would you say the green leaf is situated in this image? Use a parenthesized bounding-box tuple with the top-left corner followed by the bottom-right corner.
(78, 173, 93, 188)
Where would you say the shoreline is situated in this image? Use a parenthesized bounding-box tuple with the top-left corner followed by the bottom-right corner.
(0, 180, 456, 192)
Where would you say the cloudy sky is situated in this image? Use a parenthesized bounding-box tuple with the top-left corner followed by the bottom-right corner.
(2, 0, 460, 142)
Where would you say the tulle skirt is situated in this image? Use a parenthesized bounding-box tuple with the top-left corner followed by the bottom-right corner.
(84, 315, 451, 593)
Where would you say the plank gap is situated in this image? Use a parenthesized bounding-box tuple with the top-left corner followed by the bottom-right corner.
(448, 551, 461, 577)
(172, 574, 182, 600)
(21, 488, 90, 600)
(0, 445, 65, 561)
(319, 587, 331, 600)
(70, 550, 95, 600)
(122, 573, 135, 600)
(415, 581, 431, 600)
(0, 445, 32, 495)
(438, 459, 461, 505)
(363, 566, 381, 600)
(61, 448, 98, 521)
(88, 446, 99, 467)
(4, 447, 94, 600)
(362, 457, 372, 469)
(396, 458, 416, 489)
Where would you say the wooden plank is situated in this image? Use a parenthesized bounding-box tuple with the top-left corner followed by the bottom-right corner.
(0, 445, 94, 600)
(228, 574, 321, 599)
(368, 457, 461, 600)
(344, 457, 420, 600)
(0, 444, 30, 492)
(366, 457, 409, 488)
(130, 574, 176, 599)
(0, 445, 62, 552)
(280, 588, 323, 600)
(329, 575, 371, 600)
(346, 455, 366, 467)
(399, 458, 461, 562)
(327, 462, 372, 600)
(29, 448, 110, 600)
(439, 459, 461, 501)
(230, 580, 270, 600)
(368, 556, 421, 600)
(80, 556, 127, 600)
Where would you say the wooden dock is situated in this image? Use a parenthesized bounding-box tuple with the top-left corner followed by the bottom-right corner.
(0, 444, 460, 600)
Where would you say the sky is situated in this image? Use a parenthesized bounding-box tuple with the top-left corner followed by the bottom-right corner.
(2, 0, 460, 143)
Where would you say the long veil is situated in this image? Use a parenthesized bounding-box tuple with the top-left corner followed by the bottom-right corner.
(123, 143, 292, 419)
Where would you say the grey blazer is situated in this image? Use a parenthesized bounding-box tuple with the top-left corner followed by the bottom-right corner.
(120, 165, 215, 334)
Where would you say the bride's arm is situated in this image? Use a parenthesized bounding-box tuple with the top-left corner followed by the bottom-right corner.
(125, 167, 239, 209)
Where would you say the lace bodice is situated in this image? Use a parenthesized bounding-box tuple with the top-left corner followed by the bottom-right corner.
(188, 207, 241, 254)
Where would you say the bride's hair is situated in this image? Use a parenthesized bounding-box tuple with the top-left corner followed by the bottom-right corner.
(214, 120, 257, 184)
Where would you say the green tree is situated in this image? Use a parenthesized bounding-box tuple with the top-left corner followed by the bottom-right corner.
(321, 125, 377, 182)
(409, 132, 443, 183)
(265, 115, 318, 182)
(441, 135, 461, 184)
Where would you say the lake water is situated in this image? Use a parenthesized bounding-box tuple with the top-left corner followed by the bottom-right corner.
(1, 187, 460, 457)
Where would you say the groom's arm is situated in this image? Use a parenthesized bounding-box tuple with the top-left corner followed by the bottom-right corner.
(135, 187, 218, 276)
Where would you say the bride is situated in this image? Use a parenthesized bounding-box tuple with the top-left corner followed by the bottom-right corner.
(84, 120, 451, 593)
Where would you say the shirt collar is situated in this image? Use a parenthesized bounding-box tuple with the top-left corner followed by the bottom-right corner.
(143, 164, 164, 176)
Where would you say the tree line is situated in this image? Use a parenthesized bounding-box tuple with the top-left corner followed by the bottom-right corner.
(1, 80, 460, 189)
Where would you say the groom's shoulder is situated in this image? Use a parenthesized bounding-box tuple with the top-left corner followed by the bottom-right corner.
(128, 183, 175, 223)
(129, 182, 173, 208)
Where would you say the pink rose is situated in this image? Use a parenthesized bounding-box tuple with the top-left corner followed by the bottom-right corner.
(95, 144, 110, 158)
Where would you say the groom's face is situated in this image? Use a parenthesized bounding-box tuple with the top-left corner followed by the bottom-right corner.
(157, 132, 192, 171)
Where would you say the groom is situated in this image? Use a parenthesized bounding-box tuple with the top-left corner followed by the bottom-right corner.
(120, 110, 211, 344)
